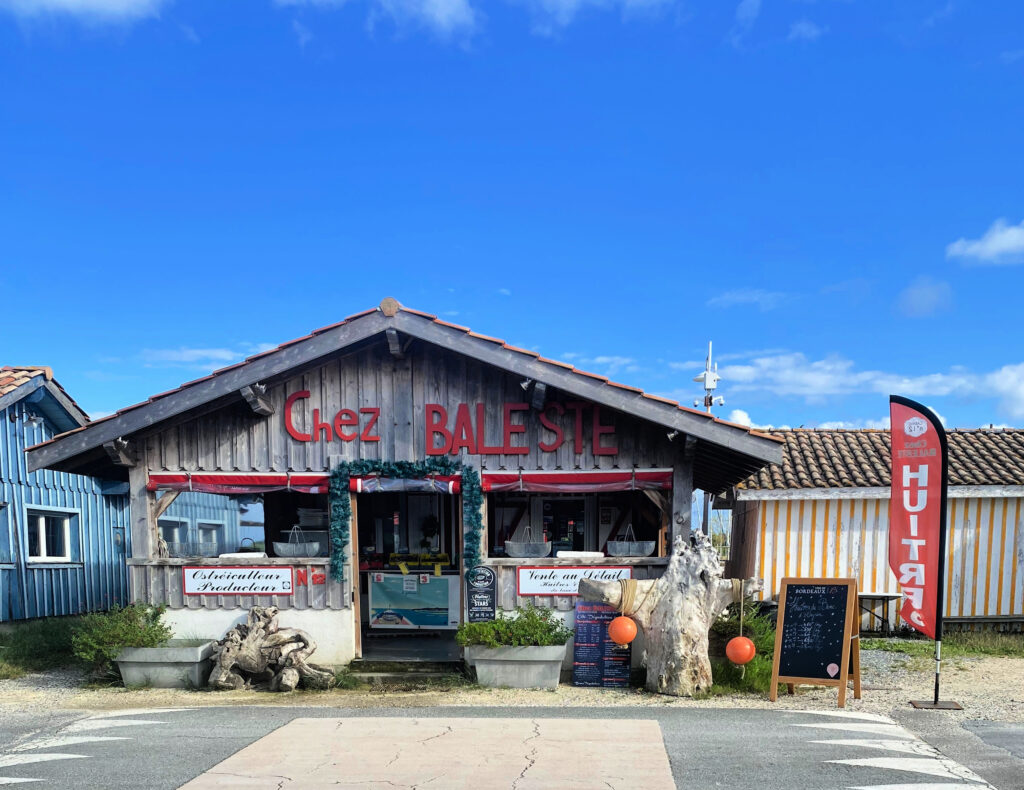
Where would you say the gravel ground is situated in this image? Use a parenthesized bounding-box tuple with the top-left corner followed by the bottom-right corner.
(1, 650, 1022, 722)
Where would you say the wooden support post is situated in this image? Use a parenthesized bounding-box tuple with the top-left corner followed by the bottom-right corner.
(153, 489, 180, 521)
(671, 436, 697, 547)
(239, 384, 274, 416)
(350, 492, 362, 658)
(385, 328, 404, 359)
(128, 465, 156, 569)
(103, 438, 135, 467)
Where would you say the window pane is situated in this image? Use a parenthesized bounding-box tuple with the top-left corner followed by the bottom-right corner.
(44, 517, 66, 557)
(198, 523, 220, 543)
(27, 520, 40, 557)
(159, 521, 181, 543)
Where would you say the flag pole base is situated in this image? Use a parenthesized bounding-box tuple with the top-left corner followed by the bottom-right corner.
(909, 700, 963, 710)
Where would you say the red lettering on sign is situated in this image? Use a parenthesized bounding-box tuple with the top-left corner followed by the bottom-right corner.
(312, 572, 326, 585)
(450, 403, 477, 455)
(360, 407, 381, 441)
(333, 409, 358, 441)
(426, 404, 452, 455)
(312, 408, 333, 443)
(502, 402, 529, 454)
(295, 568, 308, 586)
(539, 402, 565, 452)
(284, 390, 311, 442)
(592, 405, 617, 455)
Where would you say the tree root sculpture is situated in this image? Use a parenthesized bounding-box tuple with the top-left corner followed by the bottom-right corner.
(208, 606, 335, 692)
(579, 530, 762, 697)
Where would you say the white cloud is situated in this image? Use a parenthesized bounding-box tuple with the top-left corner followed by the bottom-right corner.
(497, 288, 512, 296)
(519, 0, 674, 36)
(707, 288, 788, 311)
(946, 217, 1024, 265)
(816, 417, 891, 430)
(896, 276, 952, 318)
(140, 342, 276, 369)
(717, 350, 1024, 419)
(292, 18, 313, 46)
(0, 0, 166, 21)
(728, 0, 760, 47)
(279, 0, 476, 37)
(725, 409, 789, 431)
(787, 19, 825, 42)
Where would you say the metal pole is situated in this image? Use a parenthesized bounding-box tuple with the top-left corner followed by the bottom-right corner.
(932, 406, 950, 706)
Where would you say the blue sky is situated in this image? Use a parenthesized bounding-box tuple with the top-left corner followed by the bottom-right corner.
(2, 0, 1023, 431)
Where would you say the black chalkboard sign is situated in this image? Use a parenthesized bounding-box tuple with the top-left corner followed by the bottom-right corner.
(572, 601, 631, 688)
(770, 577, 861, 708)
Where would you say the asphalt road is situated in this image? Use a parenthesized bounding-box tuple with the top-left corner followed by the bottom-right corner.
(1, 705, 1021, 789)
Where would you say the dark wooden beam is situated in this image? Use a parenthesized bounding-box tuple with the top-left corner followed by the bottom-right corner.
(386, 328, 404, 359)
(102, 437, 135, 467)
(530, 382, 547, 411)
(239, 384, 274, 416)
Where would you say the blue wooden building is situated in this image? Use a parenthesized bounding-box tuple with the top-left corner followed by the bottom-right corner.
(0, 366, 240, 622)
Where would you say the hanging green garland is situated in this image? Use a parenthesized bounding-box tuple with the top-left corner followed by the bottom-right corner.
(327, 457, 484, 583)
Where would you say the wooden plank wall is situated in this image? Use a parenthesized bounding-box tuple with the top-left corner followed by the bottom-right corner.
(141, 341, 676, 474)
(129, 561, 347, 611)
(748, 496, 1024, 626)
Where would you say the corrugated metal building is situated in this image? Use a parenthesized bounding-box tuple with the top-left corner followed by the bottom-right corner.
(729, 428, 1024, 630)
(0, 366, 240, 622)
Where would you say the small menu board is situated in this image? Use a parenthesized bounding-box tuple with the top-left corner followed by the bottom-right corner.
(770, 577, 861, 708)
(572, 601, 631, 688)
(466, 565, 497, 623)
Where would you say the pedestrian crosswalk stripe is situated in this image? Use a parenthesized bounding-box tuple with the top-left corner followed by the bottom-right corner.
(810, 738, 939, 755)
(788, 710, 896, 724)
(63, 719, 164, 733)
(0, 779, 43, 785)
(793, 721, 912, 738)
(828, 757, 988, 782)
(0, 754, 87, 769)
(13, 736, 130, 752)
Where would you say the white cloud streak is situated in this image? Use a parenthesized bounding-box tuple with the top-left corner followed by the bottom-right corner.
(706, 288, 788, 311)
(787, 19, 825, 42)
(896, 276, 952, 318)
(0, 0, 166, 20)
(946, 217, 1024, 265)
(139, 342, 276, 369)
(727, 0, 760, 47)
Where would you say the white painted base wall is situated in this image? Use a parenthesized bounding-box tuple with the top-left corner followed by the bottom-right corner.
(161, 608, 357, 666)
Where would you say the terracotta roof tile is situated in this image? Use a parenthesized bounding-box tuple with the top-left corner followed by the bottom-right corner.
(739, 428, 1024, 489)
(0, 366, 49, 399)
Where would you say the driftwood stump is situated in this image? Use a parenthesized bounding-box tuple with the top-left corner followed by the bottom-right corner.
(208, 606, 335, 692)
(579, 530, 761, 697)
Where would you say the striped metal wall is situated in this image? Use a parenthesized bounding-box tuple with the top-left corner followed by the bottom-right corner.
(1, 398, 130, 622)
(747, 496, 1024, 625)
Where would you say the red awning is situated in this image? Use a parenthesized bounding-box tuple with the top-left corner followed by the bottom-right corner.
(147, 469, 670, 495)
(481, 470, 671, 493)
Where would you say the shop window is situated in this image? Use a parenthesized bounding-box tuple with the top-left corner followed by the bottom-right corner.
(156, 491, 244, 558)
(26, 509, 76, 563)
(197, 521, 225, 545)
(488, 491, 667, 558)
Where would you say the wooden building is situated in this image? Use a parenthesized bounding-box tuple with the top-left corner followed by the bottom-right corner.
(0, 366, 241, 623)
(729, 428, 1024, 630)
(27, 299, 782, 664)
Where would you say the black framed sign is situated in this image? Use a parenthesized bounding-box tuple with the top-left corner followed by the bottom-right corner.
(466, 565, 497, 623)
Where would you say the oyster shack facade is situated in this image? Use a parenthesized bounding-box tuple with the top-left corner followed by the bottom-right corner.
(27, 299, 782, 664)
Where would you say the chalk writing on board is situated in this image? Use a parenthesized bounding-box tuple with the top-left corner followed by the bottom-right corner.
(777, 583, 849, 680)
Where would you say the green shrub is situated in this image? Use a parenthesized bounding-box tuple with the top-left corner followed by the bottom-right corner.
(708, 601, 783, 695)
(71, 604, 172, 678)
(0, 617, 81, 679)
(456, 605, 573, 648)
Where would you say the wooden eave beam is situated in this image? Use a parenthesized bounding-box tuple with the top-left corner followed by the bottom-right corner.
(239, 384, 274, 416)
(102, 438, 135, 467)
(386, 328, 405, 359)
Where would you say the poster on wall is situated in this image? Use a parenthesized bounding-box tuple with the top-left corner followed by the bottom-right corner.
(466, 565, 497, 623)
(368, 573, 460, 629)
(572, 601, 631, 688)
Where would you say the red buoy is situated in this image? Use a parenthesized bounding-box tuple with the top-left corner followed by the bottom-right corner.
(608, 615, 638, 646)
(725, 635, 756, 665)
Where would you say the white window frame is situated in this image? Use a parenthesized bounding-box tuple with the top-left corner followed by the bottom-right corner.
(158, 517, 189, 544)
(25, 509, 74, 563)
(196, 520, 225, 545)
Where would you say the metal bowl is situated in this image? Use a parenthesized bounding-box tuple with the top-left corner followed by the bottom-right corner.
(606, 540, 656, 557)
(504, 541, 552, 558)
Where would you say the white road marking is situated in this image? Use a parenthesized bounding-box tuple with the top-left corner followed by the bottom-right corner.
(810, 738, 940, 756)
(12, 736, 130, 752)
(847, 785, 989, 789)
(829, 757, 989, 782)
(793, 721, 913, 738)
(0, 754, 87, 768)
(86, 708, 190, 719)
(789, 710, 897, 724)
(0, 778, 43, 785)
(62, 719, 164, 733)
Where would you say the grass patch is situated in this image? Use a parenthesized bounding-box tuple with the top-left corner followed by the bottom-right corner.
(862, 631, 1024, 659)
(706, 602, 785, 696)
(0, 617, 82, 679)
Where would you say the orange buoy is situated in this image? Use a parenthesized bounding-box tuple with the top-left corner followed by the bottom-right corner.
(725, 635, 756, 665)
(608, 615, 638, 646)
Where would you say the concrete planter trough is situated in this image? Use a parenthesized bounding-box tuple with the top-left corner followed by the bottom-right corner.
(465, 643, 568, 690)
(116, 640, 216, 689)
